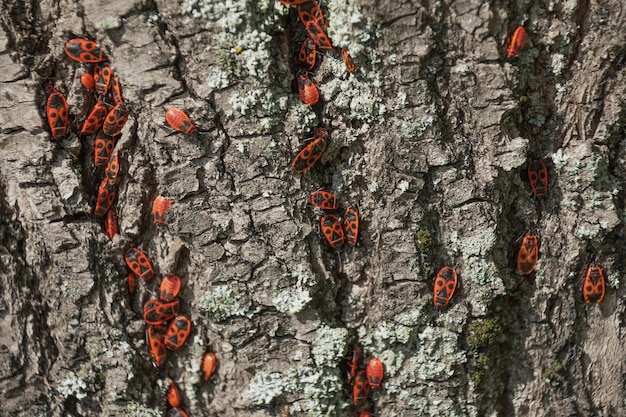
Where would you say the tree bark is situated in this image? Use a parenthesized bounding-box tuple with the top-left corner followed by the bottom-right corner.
(0, 0, 625, 416)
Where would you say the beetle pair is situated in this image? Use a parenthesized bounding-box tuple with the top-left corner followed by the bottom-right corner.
(320, 208, 359, 249)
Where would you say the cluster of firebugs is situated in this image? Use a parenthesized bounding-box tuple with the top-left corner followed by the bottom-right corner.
(277, 0, 355, 106)
(432, 25, 606, 310)
(279, 1, 376, 413)
(44, 37, 214, 417)
(40, 21, 606, 417)
(342, 346, 384, 414)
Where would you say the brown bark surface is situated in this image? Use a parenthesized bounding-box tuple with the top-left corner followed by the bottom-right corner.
(0, 0, 625, 416)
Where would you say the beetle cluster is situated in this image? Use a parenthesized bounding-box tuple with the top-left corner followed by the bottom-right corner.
(51, 37, 130, 237)
(42, 35, 218, 416)
(308, 189, 359, 250)
(505, 27, 606, 304)
(279, 0, 355, 106)
(342, 345, 384, 413)
(124, 248, 195, 417)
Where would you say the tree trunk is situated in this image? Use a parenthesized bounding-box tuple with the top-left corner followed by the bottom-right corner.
(0, 0, 625, 415)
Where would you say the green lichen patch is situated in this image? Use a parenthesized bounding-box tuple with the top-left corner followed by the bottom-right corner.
(415, 230, 434, 252)
(466, 318, 507, 409)
(467, 318, 504, 350)
(245, 366, 347, 416)
(244, 325, 347, 415)
(446, 229, 504, 312)
(198, 285, 247, 321)
(311, 326, 348, 367)
(272, 264, 318, 314)
(400, 112, 440, 140)
(411, 326, 467, 381)
(357, 321, 407, 352)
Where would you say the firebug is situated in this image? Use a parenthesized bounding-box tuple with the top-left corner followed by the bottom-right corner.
(165, 315, 192, 350)
(528, 159, 548, 197)
(365, 357, 384, 389)
(292, 127, 328, 173)
(143, 299, 180, 325)
(105, 149, 120, 183)
(81, 73, 96, 91)
(297, 72, 319, 105)
(65, 38, 108, 63)
(297, 1, 333, 50)
(517, 233, 539, 275)
(309, 190, 337, 210)
(94, 130, 115, 167)
(152, 195, 172, 226)
(167, 408, 189, 417)
(343, 207, 359, 247)
(45, 84, 69, 139)
(583, 265, 605, 304)
(103, 103, 129, 136)
(345, 345, 361, 384)
(93, 61, 112, 96)
(94, 177, 116, 217)
(127, 273, 137, 295)
(104, 208, 118, 239)
(201, 351, 217, 381)
(433, 266, 458, 307)
(125, 247, 155, 281)
(165, 108, 196, 135)
(352, 370, 370, 406)
(341, 48, 355, 73)
(298, 37, 317, 71)
(320, 213, 344, 249)
(146, 325, 167, 367)
(359, 413, 373, 417)
(160, 274, 182, 302)
(276, 0, 310, 4)
(81, 98, 108, 135)
(166, 378, 181, 408)
(507, 26, 527, 58)
(110, 75, 124, 106)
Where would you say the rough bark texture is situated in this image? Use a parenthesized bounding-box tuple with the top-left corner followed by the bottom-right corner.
(0, 0, 625, 416)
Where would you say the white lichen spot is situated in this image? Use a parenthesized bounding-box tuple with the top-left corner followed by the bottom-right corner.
(396, 90, 408, 108)
(57, 375, 88, 399)
(607, 270, 620, 290)
(206, 67, 231, 89)
(326, 0, 368, 47)
(401, 114, 435, 138)
(96, 16, 122, 30)
(246, 372, 287, 405)
(548, 53, 565, 77)
(452, 61, 469, 74)
(272, 287, 312, 314)
(246, 362, 348, 414)
(311, 326, 348, 367)
(398, 180, 410, 192)
(411, 326, 466, 380)
(379, 349, 403, 377)
(368, 180, 379, 193)
(294, 350, 303, 361)
(198, 285, 247, 321)
(126, 401, 161, 417)
(395, 308, 428, 328)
